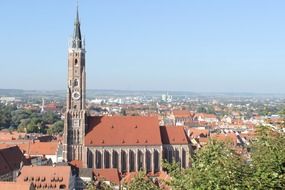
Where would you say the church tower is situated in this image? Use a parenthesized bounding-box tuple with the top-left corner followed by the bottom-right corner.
(63, 7, 86, 162)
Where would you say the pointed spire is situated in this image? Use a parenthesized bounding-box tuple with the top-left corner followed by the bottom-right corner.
(72, 1, 82, 49)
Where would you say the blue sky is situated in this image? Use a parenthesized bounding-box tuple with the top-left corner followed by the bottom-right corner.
(0, 0, 285, 93)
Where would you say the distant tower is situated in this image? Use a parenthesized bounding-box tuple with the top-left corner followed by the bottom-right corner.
(63, 6, 86, 162)
(41, 98, 45, 113)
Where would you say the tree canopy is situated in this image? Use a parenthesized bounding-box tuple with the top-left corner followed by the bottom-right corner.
(166, 126, 285, 190)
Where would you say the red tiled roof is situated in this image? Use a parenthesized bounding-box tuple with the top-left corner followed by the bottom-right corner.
(17, 165, 71, 189)
(85, 116, 162, 146)
(0, 141, 58, 156)
(0, 146, 28, 175)
(69, 160, 83, 169)
(173, 110, 193, 118)
(0, 153, 11, 176)
(122, 172, 139, 184)
(197, 137, 209, 144)
(189, 128, 209, 138)
(0, 182, 33, 190)
(28, 142, 58, 155)
(93, 168, 121, 185)
(0, 131, 26, 141)
(211, 133, 237, 145)
(160, 126, 190, 145)
(194, 113, 217, 119)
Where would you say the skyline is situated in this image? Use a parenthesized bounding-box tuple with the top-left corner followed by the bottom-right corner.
(1, 1, 285, 93)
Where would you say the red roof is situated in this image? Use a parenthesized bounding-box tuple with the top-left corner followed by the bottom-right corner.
(69, 160, 83, 169)
(0, 153, 11, 176)
(85, 116, 162, 146)
(0, 182, 33, 190)
(173, 110, 193, 118)
(211, 133, 237, 145)
(0, 141, 58, 156)
(93, 168, 121, 185)
(28, 142, 58, 155)
(189, 128, 209, 138)
(17, 165, 71, 189)
(160, 126, 190, 145)
(0, 146, 28, 175)
(194, 113, 217, 119)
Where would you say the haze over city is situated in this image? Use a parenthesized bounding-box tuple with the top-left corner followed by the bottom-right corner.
(1, 0, 285, 93)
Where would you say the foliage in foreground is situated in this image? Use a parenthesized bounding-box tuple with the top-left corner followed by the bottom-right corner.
(166, 126, 285, 190)
(127, 171, 160, 190)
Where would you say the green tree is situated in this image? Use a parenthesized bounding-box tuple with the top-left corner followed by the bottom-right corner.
(167, 140, 245, 190)
(47, 120, 64, 135)
(0, 104, 17, 129)
(127, 171, 160, 190)
(42, 111, 59, 124)
(247, 126, 285, 189)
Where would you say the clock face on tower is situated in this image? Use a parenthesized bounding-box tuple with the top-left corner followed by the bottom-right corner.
(72, 91, 81, 100)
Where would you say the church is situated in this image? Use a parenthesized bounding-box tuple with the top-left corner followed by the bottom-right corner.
(62, 8, 192, 174)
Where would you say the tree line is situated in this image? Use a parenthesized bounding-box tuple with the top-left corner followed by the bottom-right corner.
(0, 103, 63, 135)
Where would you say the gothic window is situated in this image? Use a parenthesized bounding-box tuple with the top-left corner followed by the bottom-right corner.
(146, 150, 151, 173)
(104, 151, 110, 168)
(182, 149, 186, 168)
(74, 58, 78, 66)
(154, 150, 159, 172)
(168, 149, 173, 163)
(112, 151, 119, 169)
(73, 79, 79, 87)
(77, 130, 80, 144)
(87, 149, 94, 168)
(121, 151, 127, 173)
(175, 149, 180, 163)
(137, 150, 144, 171)
(129, 150, 135, 172)
(96, 151, 102, 168)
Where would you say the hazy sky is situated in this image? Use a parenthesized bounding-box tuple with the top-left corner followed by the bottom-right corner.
(1, 0, 285, 93)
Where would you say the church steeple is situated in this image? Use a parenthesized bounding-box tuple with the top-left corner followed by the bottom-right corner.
(72, 6, 82, 48)
(63, 4, 87, 163)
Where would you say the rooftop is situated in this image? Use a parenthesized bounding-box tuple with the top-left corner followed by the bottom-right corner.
(85, 116, 162, 146)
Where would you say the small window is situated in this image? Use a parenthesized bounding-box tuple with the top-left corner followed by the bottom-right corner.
(73, 79, 79, 87)
(74, 59, 78, 66)
(59, 184, 66, 189)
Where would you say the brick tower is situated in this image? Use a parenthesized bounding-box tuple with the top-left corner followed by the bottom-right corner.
(63, 7, 86, 162)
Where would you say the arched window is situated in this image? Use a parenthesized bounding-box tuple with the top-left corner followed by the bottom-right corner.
(73, 79, 79, 87)
(129, 150, 135, 172)
(137, 150, 144, 171)
(154, 150, 160, 172)
(182, 149, 186, 168)
(146, 150, 151, 173)
(175, 149, 180, 163)
(87, 149, 94, 168)
(112, 151, 119, 169)
(121, 150, 127, 173)
(104, 151, 110, 168)
(96, 151, 102, 168)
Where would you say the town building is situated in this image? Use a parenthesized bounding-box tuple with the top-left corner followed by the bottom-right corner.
(17, 165, 75, 190)
(0, 146, 28, 181)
